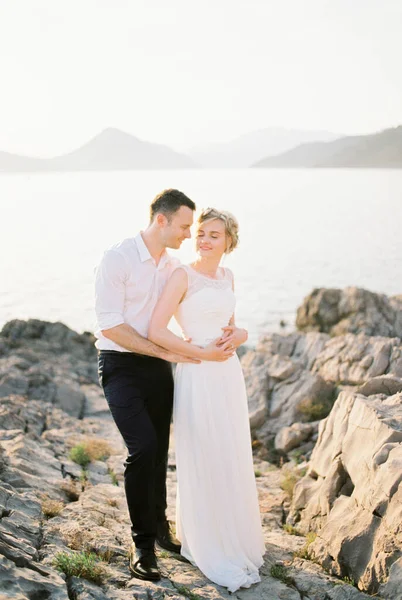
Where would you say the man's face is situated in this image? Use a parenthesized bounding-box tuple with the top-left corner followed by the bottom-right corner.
(161, 206, 194, 249)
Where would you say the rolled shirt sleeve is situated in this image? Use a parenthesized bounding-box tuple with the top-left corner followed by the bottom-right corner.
(95, 250, 128, 330)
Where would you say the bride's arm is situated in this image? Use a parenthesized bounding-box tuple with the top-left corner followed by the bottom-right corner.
(149, 268, 234, 361)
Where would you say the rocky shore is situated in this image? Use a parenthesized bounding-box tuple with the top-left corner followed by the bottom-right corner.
(1, 286, 402, 599)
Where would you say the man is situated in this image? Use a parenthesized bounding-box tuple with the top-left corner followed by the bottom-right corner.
(95, 189, 231, 582)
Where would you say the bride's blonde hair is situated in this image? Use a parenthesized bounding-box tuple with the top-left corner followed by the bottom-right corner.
(197, 208, 239, 254)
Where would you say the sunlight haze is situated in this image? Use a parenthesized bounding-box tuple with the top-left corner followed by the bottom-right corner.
(0, 0, 401, 156)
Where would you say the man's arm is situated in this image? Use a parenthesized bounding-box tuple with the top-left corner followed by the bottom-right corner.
(95, 250, 198, 363)
(102, 322, 199, 362)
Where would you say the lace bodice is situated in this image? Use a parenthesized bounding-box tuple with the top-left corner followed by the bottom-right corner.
(174, 265, 235, 347)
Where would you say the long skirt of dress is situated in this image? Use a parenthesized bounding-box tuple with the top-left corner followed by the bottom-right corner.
(173, 354, 265, 593)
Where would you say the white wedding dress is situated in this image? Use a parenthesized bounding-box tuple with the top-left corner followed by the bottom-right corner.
(173, 265, 265, 593)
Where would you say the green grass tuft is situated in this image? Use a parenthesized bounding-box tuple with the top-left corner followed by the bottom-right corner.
(298, 396, 334, 421)
(283, 524, 303, 536)
(174, 585, 202, 600)
(294, 531, 317, 560)
(270, 564, 294, 585)
(53, 551, 105, 584)
(280, 470, 300, 499)
(69, 444, 91, 468)
(108, 467, 119, 486)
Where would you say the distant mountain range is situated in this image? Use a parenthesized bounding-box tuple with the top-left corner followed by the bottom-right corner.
(0, 125, 401, 172)
(253, 126, 402, 168)
(0, 128, 196, 172)
(187, 128, 339, 168)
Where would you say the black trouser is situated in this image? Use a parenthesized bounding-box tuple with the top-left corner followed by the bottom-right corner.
(98, 350, 174, 550)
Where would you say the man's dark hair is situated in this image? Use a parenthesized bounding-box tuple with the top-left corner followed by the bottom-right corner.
(150, 189, 196, 222)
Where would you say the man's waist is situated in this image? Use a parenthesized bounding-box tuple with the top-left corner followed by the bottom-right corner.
(98, 349, 166, 363)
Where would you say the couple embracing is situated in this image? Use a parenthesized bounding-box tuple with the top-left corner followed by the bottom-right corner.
(95, 189, 265, 593)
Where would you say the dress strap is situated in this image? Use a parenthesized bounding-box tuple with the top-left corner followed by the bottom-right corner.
(223, 267, 234, 286)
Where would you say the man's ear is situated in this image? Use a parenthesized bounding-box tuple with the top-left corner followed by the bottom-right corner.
(156, 213, 168, 228)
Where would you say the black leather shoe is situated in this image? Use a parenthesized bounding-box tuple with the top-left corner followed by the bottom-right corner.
(156, 520, 181, 554)
(129, 545, 161, 581)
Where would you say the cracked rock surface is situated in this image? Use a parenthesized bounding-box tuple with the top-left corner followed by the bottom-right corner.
(0, 318, 387, 599)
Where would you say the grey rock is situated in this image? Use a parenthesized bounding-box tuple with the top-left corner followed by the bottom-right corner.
(358, 374, 402, 397)
(0, 554, 68, 599)
(379, 556, 402, 599)
(82, 384, 111, 419)
(275, 422, 316, 453)
(265, 371, 334, 437)
(326, 585, 372, 599)
(296, 286, 402, 339)
(0, 373, 29, 397)
(68, 577, 109, 600)
(289, 388, 402, 593)
(312, 334, 398, 385)
(54, 380, 86, 418)
(241, 351, 271, 429)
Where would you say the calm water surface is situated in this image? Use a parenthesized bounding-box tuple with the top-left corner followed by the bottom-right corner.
(1, 169, 402, 344)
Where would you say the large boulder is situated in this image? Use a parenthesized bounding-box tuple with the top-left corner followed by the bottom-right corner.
(296, 287, 402, 338)
(1, 319, 97, 362)
(275, 421, 320, 453)
(288, 385, 402, 594)
(312, 333, 402, 385)
(244, 328, 402, 452)
(242, 332, 337, 444)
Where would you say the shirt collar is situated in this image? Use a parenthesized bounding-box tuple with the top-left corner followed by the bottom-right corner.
(134, 232, 173, 268)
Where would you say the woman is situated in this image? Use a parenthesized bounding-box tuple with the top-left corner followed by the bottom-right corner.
(148, 208, 265, 592)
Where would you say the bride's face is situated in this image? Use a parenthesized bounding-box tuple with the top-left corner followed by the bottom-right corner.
(196, 218, 227, 260)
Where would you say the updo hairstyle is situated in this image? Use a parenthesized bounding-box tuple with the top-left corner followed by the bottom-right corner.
(197, 208, 239, 254)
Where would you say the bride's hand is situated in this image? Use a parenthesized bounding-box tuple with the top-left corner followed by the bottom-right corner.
(200, 338, 235, 362)
(217, 326, 248, 348)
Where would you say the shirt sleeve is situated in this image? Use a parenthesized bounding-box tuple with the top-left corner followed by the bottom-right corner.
(95, 250, 128, 330)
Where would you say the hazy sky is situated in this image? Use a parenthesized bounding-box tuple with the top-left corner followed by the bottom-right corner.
(0, 0, 401, 156)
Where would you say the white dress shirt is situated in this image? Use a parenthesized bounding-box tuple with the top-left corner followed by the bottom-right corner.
(94, 232, 179, 351)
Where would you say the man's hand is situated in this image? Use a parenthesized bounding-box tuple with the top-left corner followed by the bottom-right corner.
(217, 326, 248, 349)
(200, 338, 235, 362)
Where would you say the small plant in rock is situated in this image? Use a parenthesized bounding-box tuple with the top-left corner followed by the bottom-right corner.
(290, 449, 306, 465)
(63, 526, 86, 551)
(106, 498, 118, 507)
(283, 524, 303, 536)
(174, 585, 202, 600)
(262, 438, 284, 466)
(53, 551, 106, 584)
(254, 469, 262, 478)
(306, 532, 317, 545)
(270, 564, 294, 586)
(280, 469, 300, 500)
(252, 439, 262, 450)
(294, 545, 314, 560)
(107, 467, 119, 486)
(342, 575, 356, 586)
(84, 439, 113, 461)
(79, 470, 89, 484)
(41, 497, 64, 519)
(298, 396, 333, 421)
(294, 531, 317, 560)
(92, 547, 115, 563)
(69, 444, 91, 468)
